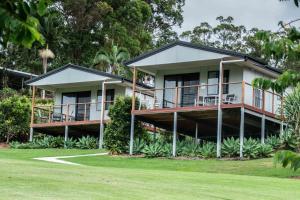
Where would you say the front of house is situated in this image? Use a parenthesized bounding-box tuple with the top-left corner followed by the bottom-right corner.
(126, 41, 284, 157)
(26, 41, 284, 158)
(26, 64, 152, 147)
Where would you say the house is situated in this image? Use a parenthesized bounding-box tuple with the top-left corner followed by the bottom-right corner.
(25, 64, 153, 148)
(0, 66, 37, 90)
(125, 41, 284, 158)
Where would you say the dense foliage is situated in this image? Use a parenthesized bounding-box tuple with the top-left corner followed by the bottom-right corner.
(0, 88, 31, 143)
(104, 96, 147, 154)
(10, 135, 97, 149)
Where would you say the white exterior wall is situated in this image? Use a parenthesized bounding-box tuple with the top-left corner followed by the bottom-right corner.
(154, 64, 243, 106)
(53, 83, 126, 120)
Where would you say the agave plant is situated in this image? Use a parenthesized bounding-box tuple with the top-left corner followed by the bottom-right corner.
(133, 138, 147, 155)
(180, 142, 201, 157)
(280, 129, 298, 151)
(265, 135, 281, 150)
(243, 138, 260, 159)
(64, 138, 77, 149)
(257, 144, 273, 158)
(76, 136, 97, 149)
(200, 142, 216, 158)
(222, 137, 240, 157)
(142, 142, 163, 158)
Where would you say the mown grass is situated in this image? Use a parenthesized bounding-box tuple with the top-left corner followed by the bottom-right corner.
(0, 149, 300, 200)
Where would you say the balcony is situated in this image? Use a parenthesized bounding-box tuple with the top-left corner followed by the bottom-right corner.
(134, 81, 283, 118)
(32, 100, 114, 127)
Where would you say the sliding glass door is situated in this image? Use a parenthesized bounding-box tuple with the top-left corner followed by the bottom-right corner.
(62, 91, 91, 121)
(164, 73, 199, 107)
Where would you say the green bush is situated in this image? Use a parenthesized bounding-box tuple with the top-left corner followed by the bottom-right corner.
(180, 142, 200, 157)
(64, 138, 77, 149)
(0, 90, 31, 143)
(258, 143, 273, 158)
(161, 143, 172, 157)
(76, 136, 97, 149)
(133, 138, 147, 154)
(10, 141, 40, 149)
(265, 135, 281, 150)
(142, 142, 163, 158)
(104, 96, 147, 154)
(243, 138, 260, 159)
(280, 129, 298, 151)
(222, 137, 240, 157)
(200, 142, 216, 158)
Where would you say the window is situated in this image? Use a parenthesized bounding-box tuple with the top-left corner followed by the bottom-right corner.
(61, 91, 91, 121)
(207, 70, 229, 95)
(254, 88, 262, 108)
(163, 73, 199, 107)
(97, 89, 115, 111)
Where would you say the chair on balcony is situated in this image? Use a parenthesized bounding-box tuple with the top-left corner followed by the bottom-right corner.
(223, 94, 237, 104)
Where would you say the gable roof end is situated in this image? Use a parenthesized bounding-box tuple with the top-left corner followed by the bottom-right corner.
(124, 41, 282, 74)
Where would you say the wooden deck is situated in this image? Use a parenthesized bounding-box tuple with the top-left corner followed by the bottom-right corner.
(31, 120, 108, 128)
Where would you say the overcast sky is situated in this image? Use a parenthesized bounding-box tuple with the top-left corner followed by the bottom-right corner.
(174, 0, 300, 34)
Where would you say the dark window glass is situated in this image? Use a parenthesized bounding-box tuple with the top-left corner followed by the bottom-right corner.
(62, 91, 91, 121)
(164, 73, 199, 107)
(97, 89, 115, 110)
(207, 70, 229, 95)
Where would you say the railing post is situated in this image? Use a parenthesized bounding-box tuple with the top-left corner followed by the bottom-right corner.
(48, 106, 51, 123)
(272, 92, 274, 114)
(175, 87, 178, 108)
(262, 90, 265, 111)
(67, 104, 69, 122)
(131, 67, 137, 111)
(30, 86, 36, 126)
(84, 103, 87, 121)
(241, 81, 245, 104)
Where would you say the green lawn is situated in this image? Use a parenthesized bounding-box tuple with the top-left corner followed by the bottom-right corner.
(1, 149, 300, 200)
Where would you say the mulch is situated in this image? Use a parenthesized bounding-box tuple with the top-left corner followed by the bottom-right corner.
(0, 143, 9, 149)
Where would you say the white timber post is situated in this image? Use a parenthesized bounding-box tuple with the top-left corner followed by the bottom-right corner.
(195, 123, 199, 143)
(217, 60, 224, 158)
(280, 121, 284, 135)
(239, 107, 245, 158)
(261, 114, 266, 144)
(172, 112, 178, 157)
(99, 81, 106, 149)
(129, 67, 137, 155)
(29, 86, 36, 142)
(64, 125, 69, 148)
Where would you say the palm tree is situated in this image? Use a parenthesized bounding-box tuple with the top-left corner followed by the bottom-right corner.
(39, 45, 54, 98)
(93, 44, 130, 76)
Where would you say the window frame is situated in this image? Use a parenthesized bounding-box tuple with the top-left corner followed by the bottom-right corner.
(207, 70, 230, 95)
(96, 89, 115, 111)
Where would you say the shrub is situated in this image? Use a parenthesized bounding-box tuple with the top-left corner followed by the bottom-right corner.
(274, 150, 300, 171)
(258, 144, 273, 158)
(222, 137, 240, 157)
(133, 138, 147, 154)
(142, 142, 163, 158)
(200, 142, 216, 158)
(76, 136, 97, 149)
(180, 142, 201, 157)
(265, 135, 281, 150)
(243, 138, 260, 159)
(64, 138, 77, 149)
(104, 96, 147, 154)
(0, 92, 31, 143)
(161, 143, 172, 157)
(280, 129, 298, 151)
(9, 141, 40, 149)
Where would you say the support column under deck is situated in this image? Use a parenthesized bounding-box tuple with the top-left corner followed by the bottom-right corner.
(129, 114, 135, 155)
(195, 123, 199, 143)
(64, 125, 69, 148)
(29, 127, 33, 142)
(172, 112, 178, 157)
(216, 109, 223, 158)
(261, 115, 265, 144)
(239, 108, 245, 158)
